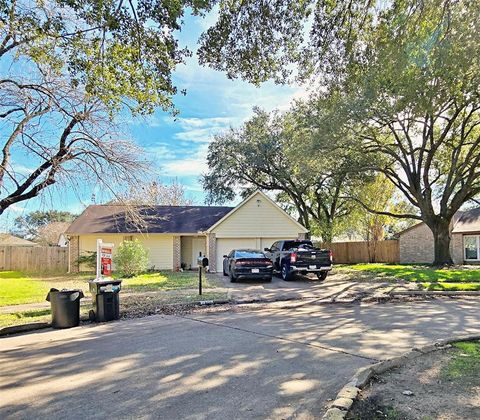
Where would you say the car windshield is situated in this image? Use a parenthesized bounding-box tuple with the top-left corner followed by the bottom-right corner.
(283, 241, 314, 250)
(235, 251, 265, 258)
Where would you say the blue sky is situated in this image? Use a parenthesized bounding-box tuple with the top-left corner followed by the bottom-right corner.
(1, 9, 305, 230)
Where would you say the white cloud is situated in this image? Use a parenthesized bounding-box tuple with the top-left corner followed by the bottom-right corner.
(145, 144, 177, 160)
(172, 116, 237, 143)
(162, 159, 208, 176)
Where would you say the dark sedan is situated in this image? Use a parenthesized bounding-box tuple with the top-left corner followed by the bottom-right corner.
(223, 249, 273, 282)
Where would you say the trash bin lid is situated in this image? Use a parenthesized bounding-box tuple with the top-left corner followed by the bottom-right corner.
(46, 288, 84, 301)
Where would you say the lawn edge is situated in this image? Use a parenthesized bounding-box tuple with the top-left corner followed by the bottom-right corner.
(0, 298, 232, 337)
(322, 333, 480, 420)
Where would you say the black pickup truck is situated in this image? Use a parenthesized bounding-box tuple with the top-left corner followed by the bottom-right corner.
(264, 240, 333, 281)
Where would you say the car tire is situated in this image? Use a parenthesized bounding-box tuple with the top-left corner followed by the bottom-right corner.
(317, 272, 328, 281)
(281, 263, 292, 281)
(229, 269, 236, 283)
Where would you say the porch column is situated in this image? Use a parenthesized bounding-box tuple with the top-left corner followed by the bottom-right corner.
(206, 233, 216, 273)
(68, 235, 80, 273)
(173, 236, 181, 271)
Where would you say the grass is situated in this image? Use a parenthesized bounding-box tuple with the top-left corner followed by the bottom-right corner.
(341, 263, 480, 291)
(118, 271, 215, 292)
(0, 270, 226, 328)
(421, 282, 480, 291)
(0, 305, 92, 328)
(443, 341, 480, 379)
(0, 270, 214, 307)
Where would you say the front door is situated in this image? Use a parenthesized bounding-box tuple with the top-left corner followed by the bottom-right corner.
(192, 237, 206, 268)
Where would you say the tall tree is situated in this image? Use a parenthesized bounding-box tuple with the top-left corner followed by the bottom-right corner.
(14, 210, 76, 239)
(200, 0, 480, 265)
(352, 175, 416, 262)
(0, 0, 215, 214)
(202, 107, 368, 241)
(116, 179, 193, 206)
(333, 0, 480, 265)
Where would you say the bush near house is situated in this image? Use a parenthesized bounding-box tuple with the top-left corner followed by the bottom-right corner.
(113, 239, 149, 277)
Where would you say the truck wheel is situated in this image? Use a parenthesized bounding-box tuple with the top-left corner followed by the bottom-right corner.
(317, 272, 328, 281)
(281, 264, 292, 281)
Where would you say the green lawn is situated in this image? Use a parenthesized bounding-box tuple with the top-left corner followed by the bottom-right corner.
(0, 270, 225, 328)
(341, 263, 480, 291)
(0, 270, 213, 307)
(443, 341, 480, 379)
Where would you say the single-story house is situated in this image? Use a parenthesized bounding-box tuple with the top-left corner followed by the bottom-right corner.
(398, 207, 480, 264)
(65, 191, 308, 273)
(0, 233, 37, 247)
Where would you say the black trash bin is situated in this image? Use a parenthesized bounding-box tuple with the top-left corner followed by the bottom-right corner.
(46, 288, 84, 329)
(88, 280, 122, 322)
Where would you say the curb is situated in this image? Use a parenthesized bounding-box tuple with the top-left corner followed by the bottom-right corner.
(0, 322, 50, 337)
(0, 300, 233, 337)
(391, 290, 480, 296)
(322, 333, 480, 419)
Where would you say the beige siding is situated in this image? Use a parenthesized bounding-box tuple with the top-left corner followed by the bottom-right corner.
(212, 193, 302, 238)
(78, 233, 173, 271)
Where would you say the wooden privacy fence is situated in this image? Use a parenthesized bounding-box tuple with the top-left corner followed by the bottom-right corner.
(316, 240, 400, 264)
(0, 246, 68, 273)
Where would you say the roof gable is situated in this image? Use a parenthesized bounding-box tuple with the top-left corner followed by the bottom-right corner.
(207, 190, 308, 234)
(66, 205, 234, 234)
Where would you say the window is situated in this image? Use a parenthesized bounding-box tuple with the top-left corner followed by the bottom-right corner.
(235, 251, 265, 258)
(123, 235, 133, 242)
(283, 240, 313, 251)
(464, 235, 480, 261)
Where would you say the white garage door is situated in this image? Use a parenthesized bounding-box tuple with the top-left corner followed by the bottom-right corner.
(216, 238, 257, 272)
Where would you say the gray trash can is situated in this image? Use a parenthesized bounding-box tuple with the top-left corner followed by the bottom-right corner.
(46, 288, 84, 329)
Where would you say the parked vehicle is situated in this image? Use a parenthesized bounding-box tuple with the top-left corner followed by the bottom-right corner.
(223, 249, 273, 282)
(264, 240, 332, 281)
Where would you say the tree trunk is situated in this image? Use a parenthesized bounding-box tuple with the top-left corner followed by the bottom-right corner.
(321, 219, 334, 245)
(431, 219, 453, 266)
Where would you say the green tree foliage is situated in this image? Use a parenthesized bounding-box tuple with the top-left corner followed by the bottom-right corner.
(13, 210, 76, 239)
(1, 0, 215, 114)
(0, 0, 216, 214)
(113, 239, 149, 277)
(202, 107, 370, 241)
(76, 251, 97, 270)
(201, 0, 480, 265)
(351, 175, 416, 261)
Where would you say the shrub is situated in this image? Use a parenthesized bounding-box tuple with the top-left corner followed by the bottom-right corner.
(113, 239, 149, 277)
(76, 251, 97, 270)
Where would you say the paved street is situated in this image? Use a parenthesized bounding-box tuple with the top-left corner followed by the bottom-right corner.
(1, 299, 480, 419)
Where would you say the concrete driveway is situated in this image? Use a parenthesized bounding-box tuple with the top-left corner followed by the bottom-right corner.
(2, 299, 480, 419)
(212, 271, 359, 303)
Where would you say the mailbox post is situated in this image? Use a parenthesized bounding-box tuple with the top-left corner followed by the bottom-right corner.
(197, 252, 209, 295)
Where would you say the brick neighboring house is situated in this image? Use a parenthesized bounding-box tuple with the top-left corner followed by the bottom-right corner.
(65, 191, 308, 273)
(398, 207, 480, 264)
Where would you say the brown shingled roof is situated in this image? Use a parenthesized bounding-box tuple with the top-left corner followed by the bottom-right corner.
(452, 207, 480, 233)
(66, 205, 234, 234)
